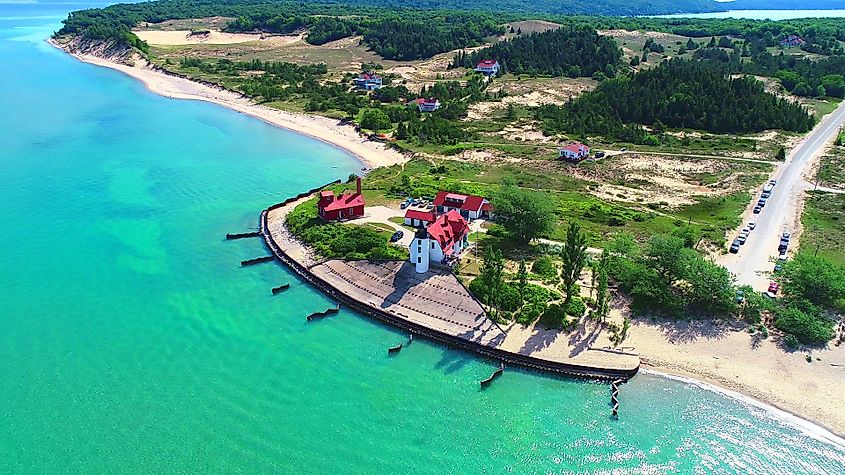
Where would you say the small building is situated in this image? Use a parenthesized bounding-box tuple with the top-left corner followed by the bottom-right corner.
(317, 177, 365, 221)
(409, 210, 469, 273)
(780, 34, 806, 47)
(416, 97, 441, 112)
(404, 209, 436, 228)
(353, 72, 383, 90)
(559, 142, 591, 161)
(433, 191, 491, 220)
(475, 59, 500, 76)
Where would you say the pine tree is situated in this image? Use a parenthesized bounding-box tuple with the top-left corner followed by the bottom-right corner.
(517, 259, 528, 302)
(560, 221, 587, 305)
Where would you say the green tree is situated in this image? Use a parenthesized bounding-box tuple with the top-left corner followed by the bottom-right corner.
(492, 184, 556, 244)
(645, 235, 690, 282)
(396, 121, 408, 140)
(360, 108, 391, 130)
(775, 305, 834, 345)
(560, 221, 588, 305)
(479, 247, 505, 318)
(777, 253, 845, 308)
(595, 251, 610, 322)
(776, 146, 786, 161)
(684, 257, 737, 315)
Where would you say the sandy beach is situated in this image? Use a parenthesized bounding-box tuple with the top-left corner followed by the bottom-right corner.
(625, 317, 845, 440)
(52, 43, 407, 170)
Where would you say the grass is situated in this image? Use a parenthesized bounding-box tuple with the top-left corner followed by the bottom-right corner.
(802, 97, 843, 119)
(816, 145, 845, 189)
(800, 191, 845, 266)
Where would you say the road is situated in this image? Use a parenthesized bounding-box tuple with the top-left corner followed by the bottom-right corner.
(718, 101, 845, 290)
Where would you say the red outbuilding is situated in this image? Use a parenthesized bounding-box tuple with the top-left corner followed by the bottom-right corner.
(317, 177, 365, 221)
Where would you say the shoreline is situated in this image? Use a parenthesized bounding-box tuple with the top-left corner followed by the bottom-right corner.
(49, 40, 408, 171)
(51, 38, 845, 445)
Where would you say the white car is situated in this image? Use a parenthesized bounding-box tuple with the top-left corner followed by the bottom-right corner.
(778, 252, 788, 261)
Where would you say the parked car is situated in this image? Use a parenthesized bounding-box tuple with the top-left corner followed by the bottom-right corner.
(757, 198, 767, 207)
(768, 282, 779, 294)
(774, 263, 782, 273)
(779, 242, 788, 253)
(748, 221, 756, 230)
(761, 191, 771, 199)
(400, 201, 409, 209)
(738, 234, 747, 244)
(782, 232, 791, 240)
(620, 147, 627, 152)
(595, 151, 606, 158)
(735, 290, 745, 304)
(730, 239, 741, 253)
(763, 290, 777, 299)
(779, 252, 788, 261)
(753, 206, 762, 214)
(769, 179, 778, 186)
(763, 183, 774, 193)
(389, 230, 404, 243)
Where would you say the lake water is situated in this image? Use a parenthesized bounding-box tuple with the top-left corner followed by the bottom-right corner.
(2, 3, 845, 473)
(658, 9, 845, 20)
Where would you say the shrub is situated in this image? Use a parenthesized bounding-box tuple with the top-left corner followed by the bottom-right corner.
(774, 305, 834, 345)
(539, 303, 568, 329)
(532, 256, 558, 280)
(564, 297, 586, 318)
(360, 108, 392, 130)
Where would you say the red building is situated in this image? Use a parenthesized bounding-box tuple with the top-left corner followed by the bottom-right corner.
(317, 177, 365, 221)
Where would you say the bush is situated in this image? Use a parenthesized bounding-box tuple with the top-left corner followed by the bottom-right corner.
(532, 256, 558, 280)
(539, 303, 569, 329)
(360, 108, 392, 131)
(774, 305, 834, 345)
(564, 297, 586, 318)
(498, 283, 523, 311)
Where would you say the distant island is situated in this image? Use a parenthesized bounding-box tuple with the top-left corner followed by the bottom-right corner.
(52, 0, 845, 436)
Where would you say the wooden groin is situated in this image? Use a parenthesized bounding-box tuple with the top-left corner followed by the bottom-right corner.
(306, 305, 341, 321)
(259, 208, 639, 381)
(241, 256, 275, 267)
(388, 334, 413, 355)
(480, 362, 505, 388)
(271, 283, 290, 295)
(226, 231, 260, 240)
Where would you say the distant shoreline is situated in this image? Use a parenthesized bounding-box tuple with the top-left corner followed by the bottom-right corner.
(48, 39, 408, 171)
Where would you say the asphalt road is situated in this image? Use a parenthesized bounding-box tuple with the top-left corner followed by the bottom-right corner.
(718, 101, 845, 290)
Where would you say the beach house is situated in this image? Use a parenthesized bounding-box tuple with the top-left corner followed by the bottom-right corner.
(433, 191, 491, 220)
(559, 142, 591, 161)
(780, 35, 806, 47)
(403, 209, 436, 228)
(416, 97, 441, 112)
(475, 59, 500, 76)
(353, 72, 383, 90)
(409, 210, 469, 273)
(317, 177, 365, 221)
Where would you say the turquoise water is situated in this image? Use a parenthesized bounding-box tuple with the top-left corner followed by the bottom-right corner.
(3, 4, 845, 473)
(657, 9, 845, 19)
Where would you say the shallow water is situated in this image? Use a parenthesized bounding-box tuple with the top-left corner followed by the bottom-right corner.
(656, 9, 845, 20)
(2, 3, 845, 473)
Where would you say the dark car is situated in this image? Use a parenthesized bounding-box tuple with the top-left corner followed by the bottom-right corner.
(729, 239, 741, 253)
(782, 232, 791, 240)
(753, 206, 762, 214)
(757, 199, 767, 207)
(389, 230, 404, 243)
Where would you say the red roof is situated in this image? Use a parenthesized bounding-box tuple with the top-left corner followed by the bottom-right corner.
(405, 209, 436, 222)
(477, 60, 498, 68)
(426, 210, 469, 255)
(561, 142, 589, 154)
(433, 191, 486, 212)
(416, 97, 439, 105)
(320, 192, 364, 212)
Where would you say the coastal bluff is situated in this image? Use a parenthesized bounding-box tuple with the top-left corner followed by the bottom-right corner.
(262, 194, 640, 380)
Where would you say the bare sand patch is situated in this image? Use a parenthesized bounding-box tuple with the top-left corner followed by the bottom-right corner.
(134, 29, 274, 45)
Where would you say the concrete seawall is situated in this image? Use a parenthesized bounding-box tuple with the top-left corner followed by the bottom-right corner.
(259, 206, 640, 381)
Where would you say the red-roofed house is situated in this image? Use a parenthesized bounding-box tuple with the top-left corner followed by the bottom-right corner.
(353, 72, 383, 90)
(409, 210, 469, 273)
(559, 142, 590, 161)
(416, 97, 441, 112)
(475, 59, 500, 75)
(404, 208, 436, 228)
(433, 191, 491, 220)
(780, 34, 806, 47)
(317, 177, 365, 221)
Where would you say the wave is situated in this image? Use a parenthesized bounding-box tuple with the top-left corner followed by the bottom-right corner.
(643, 367, 845, 450)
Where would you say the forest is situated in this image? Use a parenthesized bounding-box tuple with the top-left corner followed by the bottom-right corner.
(536, 59, 815, 142)
(450, 26, 622, 78)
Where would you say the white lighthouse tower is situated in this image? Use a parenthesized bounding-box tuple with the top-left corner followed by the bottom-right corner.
(410, 228, 431, 273)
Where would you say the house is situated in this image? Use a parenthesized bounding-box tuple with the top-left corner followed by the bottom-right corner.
(404, 208, 436, 228)
(433, 191, 491, 220)
(353, 73, 382, 90)
(416, 97, 441, 112)
(409, 210, 469, 273)
(780, 34, 806, 47)
(317, 177, 365, 221)
(559, 142, 590, 161)
(475, 59, 500, 76)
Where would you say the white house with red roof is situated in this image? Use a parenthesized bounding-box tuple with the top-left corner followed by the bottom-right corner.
(475, 59, 500, 75)
(409, 210, 470, 273)
(433, 191, 491, 220)
(780, 34, 806, 47)
(403, 208, 436, 228)
(416, 97, 441, 112)
(353, 72, 383, 90)
(559, 142, 590, 161)
(317, 177, 365, 221)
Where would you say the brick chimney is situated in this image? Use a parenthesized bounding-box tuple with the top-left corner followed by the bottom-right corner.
(356, 176, 362, 195)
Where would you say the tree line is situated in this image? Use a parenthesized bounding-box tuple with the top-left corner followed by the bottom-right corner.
(536, 59, 815, 143)
(450, 26, 621, 79)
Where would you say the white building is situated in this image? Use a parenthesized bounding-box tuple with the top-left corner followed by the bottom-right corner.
(433, 191, 492, 220)
(409, 210, 470, 273)
(475, 59, 500, 76)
